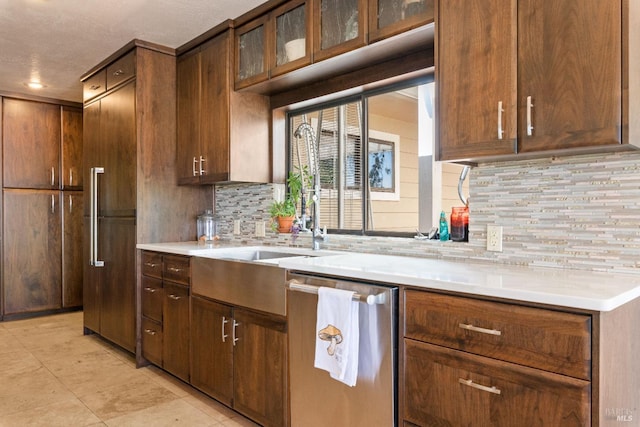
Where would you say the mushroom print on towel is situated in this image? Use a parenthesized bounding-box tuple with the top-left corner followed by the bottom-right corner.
(314, 287, 360, 387)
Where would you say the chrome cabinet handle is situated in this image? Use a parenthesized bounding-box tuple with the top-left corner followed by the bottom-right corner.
(168, 294, 181, 300)
(90, 167, 105, 267)
(222, 316, 229, 342)
(192, 157, 198, 177)
(51, 194, 55, 214)
(51, 166, 55, 186)
(143, 287, 156, 293)
(167, 267, 183, 273)
(459, 378, 501, 395)
(144, 328, 157, 336)
(526, 95, 534, 136)
(113, 69, 124, 76)
(69, 169, 73, 186)
(199, 156, 206, 175)
(68, 194, 73, 213)
(497, 101, 504, 140)
(144, 262, 158, 268)
(459, 323, 502, 336)
(232, 320, 240, 346)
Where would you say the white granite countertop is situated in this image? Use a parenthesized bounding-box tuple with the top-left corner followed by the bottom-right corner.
(138, 242, 640, 312)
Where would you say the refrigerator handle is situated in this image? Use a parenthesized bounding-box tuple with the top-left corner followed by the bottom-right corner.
(90, 167, 105, 267)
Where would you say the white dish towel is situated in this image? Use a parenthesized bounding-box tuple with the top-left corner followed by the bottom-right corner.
(314, 287, 359, 387)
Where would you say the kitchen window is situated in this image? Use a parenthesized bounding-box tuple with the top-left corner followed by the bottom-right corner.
(288, 78, 465, 236)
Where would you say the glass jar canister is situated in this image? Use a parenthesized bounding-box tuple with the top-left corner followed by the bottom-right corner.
(450, 206, 469, 242)
(197, 210, 219, 243)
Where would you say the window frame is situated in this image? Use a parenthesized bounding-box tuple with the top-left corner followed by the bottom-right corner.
(286, 75, 433, 237)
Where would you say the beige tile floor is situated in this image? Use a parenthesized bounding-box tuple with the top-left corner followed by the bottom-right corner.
(0, 311, 260, 426)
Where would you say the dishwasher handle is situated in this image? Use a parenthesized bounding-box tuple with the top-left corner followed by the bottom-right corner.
(287, 280, 387, 305)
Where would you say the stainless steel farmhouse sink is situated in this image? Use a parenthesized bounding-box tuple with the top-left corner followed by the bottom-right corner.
(191, 246, 340, 315)
(219, 249, 306, 262)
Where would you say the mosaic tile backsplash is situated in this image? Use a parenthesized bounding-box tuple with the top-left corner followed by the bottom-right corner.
(215, 151, 640, 275)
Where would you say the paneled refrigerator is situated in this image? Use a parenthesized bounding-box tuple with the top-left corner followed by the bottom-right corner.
(82, 43, 209, 355)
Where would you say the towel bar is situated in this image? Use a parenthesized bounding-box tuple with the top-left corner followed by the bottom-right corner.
(287, 280, 387, 305)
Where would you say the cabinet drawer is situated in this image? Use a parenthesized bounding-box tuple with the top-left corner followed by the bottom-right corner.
(404, 290, 591, 380)
(142, 276, 163, 322)
(142, 317, 163, 367)
(107, 51, 136, 89)
(83, 70, 106, 101)
(403, 339, 590, 427)
(163, 255, 190, 286)
(141, 251, 163, 279)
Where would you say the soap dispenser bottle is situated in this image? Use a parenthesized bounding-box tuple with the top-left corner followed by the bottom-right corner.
(439, 211, 449, 241)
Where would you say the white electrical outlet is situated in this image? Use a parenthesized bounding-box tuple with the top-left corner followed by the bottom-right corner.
(233, 220, 241, 235)
(487, 225, 503, 252)
(255, 221, 265, 237)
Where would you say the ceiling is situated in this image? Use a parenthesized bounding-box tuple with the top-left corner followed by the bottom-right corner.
(0, 0, 266, 103)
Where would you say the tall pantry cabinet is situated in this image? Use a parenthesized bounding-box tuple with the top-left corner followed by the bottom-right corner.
(81, 41, 208, 353)
(1, 97, 84, 319)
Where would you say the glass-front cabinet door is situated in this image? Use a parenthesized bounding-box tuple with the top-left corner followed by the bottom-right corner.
(369, 0, 435, 42)
(313, 0, 366, 62)
(235, 15, 269, 89)
(272, 0, 312, 77)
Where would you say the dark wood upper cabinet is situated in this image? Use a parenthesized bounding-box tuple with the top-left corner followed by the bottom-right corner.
(61, 106, 83, 190)
(270, 0, 313, 78)
(3, 98, 61, 189)
(177, 28, 270, 185)
(438, 0, 632, 162)
(313, 0, 367, 62)
(516, 0, 621, 154)
(437, 0, 518, 161)
(368, 0, 434, 43)
(235, 15, 270, 89)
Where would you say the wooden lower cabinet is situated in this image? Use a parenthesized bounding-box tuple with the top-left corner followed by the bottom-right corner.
(402, 289, 593, 426)
(403, 339, 590, 426)
(190, 295, 288, 427)
(140, 252, 191, 382)
(3, 190, 61, 315)
(62, 191, 83, 308)
(190, 296, 233, 405)
(233, 308, 288, 427)
(162, 282, 190, 382)
(141, 317, 163, 367)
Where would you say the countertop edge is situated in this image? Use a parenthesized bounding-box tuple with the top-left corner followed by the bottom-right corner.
(138, 242, 640, 313)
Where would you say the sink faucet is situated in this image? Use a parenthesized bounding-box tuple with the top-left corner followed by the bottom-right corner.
(293, 122, 326, 250)
(311, 174, 327, 250)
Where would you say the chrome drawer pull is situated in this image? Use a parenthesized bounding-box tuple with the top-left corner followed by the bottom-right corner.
(459, 323, 502, 336)
(497, 101, 504, 140)
(113, 69, 124, 76)
(459, 378, 501, 395)
(167, 267, 183, 273)
(222, 317, 229, 343)
(144, 262, 158, 268)
(233, 320, 240, 346)
(89, 84, 101, 90)
(526, 95, 534, 136)
(144, 329, 157, 336)
(143, 287, 156, 293)
(168, 294, 181, 300)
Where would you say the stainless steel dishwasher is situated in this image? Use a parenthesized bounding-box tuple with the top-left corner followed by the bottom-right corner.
(287, 272, 398, 427)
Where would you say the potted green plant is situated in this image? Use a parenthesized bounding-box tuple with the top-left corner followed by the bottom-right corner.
(269, 166, 313, 233)
(269, 198, 297, 232)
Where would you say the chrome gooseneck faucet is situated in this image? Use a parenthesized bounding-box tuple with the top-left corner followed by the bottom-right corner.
(294, 122, 327, 250)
